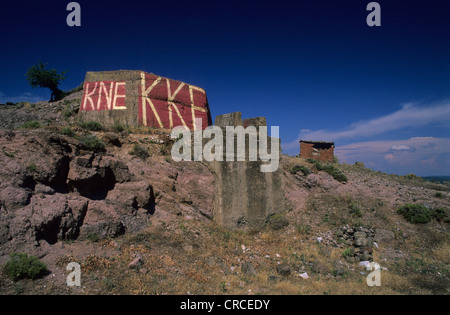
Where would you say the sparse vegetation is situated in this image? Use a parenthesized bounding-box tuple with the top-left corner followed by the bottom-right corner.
(27, 162, 37, 173)
(129, 144, 149, 160)
(290, 165, 311, 176)
(62, 99, 80, 118)
(19, 120, 41, 129)
(79, 121, 103, 131)
(348, 203, 363, 218)
(434, 192, 443, 198)
(111, 122, 126, 133)
(397, 204, 434, 224)
(2, 253, 48, 281)
(61, 127, 74, 137)
(342, 247, 354, 258)
(294, 222, 311, 235)
(87, 233, 100, 243)
(266, 213, 289, 230)
(159, 142, 170, 156)
(308, 159, 348, 183)
(432, 207, 447, 222)
(76, 134, 105, 152)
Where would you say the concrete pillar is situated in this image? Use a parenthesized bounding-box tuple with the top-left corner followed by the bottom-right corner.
(211, 112, 285, 229)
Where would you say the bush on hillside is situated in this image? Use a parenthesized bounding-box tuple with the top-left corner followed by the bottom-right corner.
(2, 252, 48, 281)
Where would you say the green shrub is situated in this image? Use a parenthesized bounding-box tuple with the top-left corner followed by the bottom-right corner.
(63, 106, 78, 119)
(312, 161, 348, 183)
(432, 207, 447, 222)
(266, 213, 289, 230)
(87, 233, 100, 243)
(397, 204, 433, 224)
(290, 165, 311, 176)
(348, 203, 363, 217)
(19, 120, 41, 129)
(61, 127, 74, 137)
(76, 134, 105, 152)
(79, 121, 102, 131)
(111, 122, 125, 133)
(2, 252, 48, 281)
(434, 192, 443, 198)
(342, 247, 354, 258)
(294, 223, 311, 235)
(27, 162, 37, 173)
(159, 142, 170, 156)
(129, 144, 149, 160)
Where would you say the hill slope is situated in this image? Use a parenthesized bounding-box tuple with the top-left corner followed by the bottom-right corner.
(0, 94, 448, 295)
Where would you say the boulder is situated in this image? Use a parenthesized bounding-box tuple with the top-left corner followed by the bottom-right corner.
(374, 229, 395, 243)
(276, 263, 291, 277)
(98, 156, 132, 183)
(106, 181, 155, 213)
(67, 154, 132, 198)
(0, 186, 31, 211)
(241, 262, 257, 276)
(103, 132, 122, 147)
(30, 194, 88, 244)
(129, 254, 144, 269)
(2, 194, 88, 251)
(78, 201, 125, 240)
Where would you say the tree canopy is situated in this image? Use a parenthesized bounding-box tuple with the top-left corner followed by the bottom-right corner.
(25, 61, 67, 102)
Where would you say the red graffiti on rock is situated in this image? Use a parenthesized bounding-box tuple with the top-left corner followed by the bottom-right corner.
(80, 72, 211, 130)
(81, 81, 126, 111)
(139, 73, 210, 130)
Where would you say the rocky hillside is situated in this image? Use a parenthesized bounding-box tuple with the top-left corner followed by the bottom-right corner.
(0, 93, 448, 295)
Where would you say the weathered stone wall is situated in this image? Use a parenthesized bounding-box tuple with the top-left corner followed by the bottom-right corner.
(79, 70, 212, 130)
(300, 141, 334, 163)
(211, 112, 285, 229)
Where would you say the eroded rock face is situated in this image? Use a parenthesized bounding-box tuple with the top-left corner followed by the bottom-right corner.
(0, 130, 155, 257)
(67, 154, 134, 199)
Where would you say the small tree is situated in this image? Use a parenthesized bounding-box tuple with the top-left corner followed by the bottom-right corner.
(25, 61, 67, 102)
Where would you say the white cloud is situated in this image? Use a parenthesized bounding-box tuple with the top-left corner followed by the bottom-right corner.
(389, 145, 415, 152)
(290, 101, 450, 144)
(335, 137, 450, 176)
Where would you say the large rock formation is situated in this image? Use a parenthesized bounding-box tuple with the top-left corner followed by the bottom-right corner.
(79, 70, 213, 130)
(0, 130, 155, 257)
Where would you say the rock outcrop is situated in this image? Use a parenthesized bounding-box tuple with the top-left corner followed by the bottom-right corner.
(0, 130, 155, 257)
(78, 70, 213, 130)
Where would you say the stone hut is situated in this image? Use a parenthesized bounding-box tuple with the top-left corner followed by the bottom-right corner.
(300, 140, 335, 163)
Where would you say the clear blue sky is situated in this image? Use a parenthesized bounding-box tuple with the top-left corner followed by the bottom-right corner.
(1, 0, 449, 176)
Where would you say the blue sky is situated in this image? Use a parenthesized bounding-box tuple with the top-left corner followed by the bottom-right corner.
(0, 0, 449, 176)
